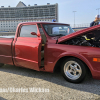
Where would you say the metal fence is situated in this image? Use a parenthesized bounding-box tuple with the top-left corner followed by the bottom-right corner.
(70, 23, 90, 28)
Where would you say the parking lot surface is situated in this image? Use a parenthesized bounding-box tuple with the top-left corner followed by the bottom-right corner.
(0, 64, 99, 100)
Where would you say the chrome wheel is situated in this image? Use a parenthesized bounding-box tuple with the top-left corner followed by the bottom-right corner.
(64, 61, 82, 80)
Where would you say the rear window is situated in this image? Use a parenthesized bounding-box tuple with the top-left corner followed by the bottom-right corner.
(43, 24, 74, 37)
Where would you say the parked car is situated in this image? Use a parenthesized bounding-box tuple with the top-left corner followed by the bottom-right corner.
(0, 22, 100, 83)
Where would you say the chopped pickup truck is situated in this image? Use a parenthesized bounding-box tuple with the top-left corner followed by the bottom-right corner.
(1, 22, 100, 83)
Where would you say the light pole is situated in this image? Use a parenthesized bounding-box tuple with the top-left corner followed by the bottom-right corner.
(73, 11, 77, 28)
(96, 8, 100, 15)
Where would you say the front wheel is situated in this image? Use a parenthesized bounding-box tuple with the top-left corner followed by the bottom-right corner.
(61, 58, 87, 83)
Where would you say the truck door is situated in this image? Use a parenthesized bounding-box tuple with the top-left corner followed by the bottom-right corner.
(14, 24, 42, 71)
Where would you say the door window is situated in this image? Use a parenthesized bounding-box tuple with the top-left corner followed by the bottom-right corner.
(20, 25, 37, 37)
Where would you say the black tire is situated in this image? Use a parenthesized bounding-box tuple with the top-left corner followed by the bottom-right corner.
(0, 63, 4, 67)
(61, 57, 87, 83)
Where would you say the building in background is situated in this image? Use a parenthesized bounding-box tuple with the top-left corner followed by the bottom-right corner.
(0, 1, 58, 32)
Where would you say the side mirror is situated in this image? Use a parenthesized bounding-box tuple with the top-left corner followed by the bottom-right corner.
(31, 32, 39, 37)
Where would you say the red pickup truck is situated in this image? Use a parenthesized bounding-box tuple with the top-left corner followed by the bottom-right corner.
(0, 22, 100, 83)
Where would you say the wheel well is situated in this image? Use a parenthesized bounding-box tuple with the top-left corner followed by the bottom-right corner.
(53, 56, 91, 75)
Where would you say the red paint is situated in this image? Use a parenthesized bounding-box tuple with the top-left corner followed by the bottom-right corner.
(14, 37, 41, 71)
(0, 38, 13, 65)
(0, 22, 100, 80)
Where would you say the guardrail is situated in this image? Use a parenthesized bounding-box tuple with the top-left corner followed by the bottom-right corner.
(0, 32, 15, 36)
(73, 27, 89, 31)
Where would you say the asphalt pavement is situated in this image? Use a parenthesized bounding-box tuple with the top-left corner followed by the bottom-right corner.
(0, 64, 99, 100)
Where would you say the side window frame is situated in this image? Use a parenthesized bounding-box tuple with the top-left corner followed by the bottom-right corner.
(37, 24, 47, 44)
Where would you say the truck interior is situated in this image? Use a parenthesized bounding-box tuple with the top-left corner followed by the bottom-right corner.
(38, 24, 46, 67)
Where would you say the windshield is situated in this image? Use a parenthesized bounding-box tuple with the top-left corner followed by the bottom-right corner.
(43, 24, 74, 37)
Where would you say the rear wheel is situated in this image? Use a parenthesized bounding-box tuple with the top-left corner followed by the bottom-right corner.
(0, 63, 4, 67)
(61, 57, 87, 83)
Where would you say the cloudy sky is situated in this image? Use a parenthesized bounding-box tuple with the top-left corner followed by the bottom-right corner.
(0, 0, 100, 25)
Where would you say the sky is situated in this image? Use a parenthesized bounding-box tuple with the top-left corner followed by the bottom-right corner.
(0, 0, 100, 25)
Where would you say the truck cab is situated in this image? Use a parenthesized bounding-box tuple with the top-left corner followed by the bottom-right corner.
(13, 22, 74, 71)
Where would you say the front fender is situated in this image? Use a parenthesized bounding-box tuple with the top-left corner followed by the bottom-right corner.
(54, 52, 93, 72)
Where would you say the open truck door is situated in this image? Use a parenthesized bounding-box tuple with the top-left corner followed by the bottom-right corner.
(14, 24, 42, 71)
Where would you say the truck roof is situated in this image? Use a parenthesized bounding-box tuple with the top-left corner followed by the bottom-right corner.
(18, 21, 70, 26)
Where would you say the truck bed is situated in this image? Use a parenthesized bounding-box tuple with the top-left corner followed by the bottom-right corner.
(0, 37, 14, 65)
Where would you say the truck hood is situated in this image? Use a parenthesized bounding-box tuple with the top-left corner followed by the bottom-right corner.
(57, 25, 100, 44)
